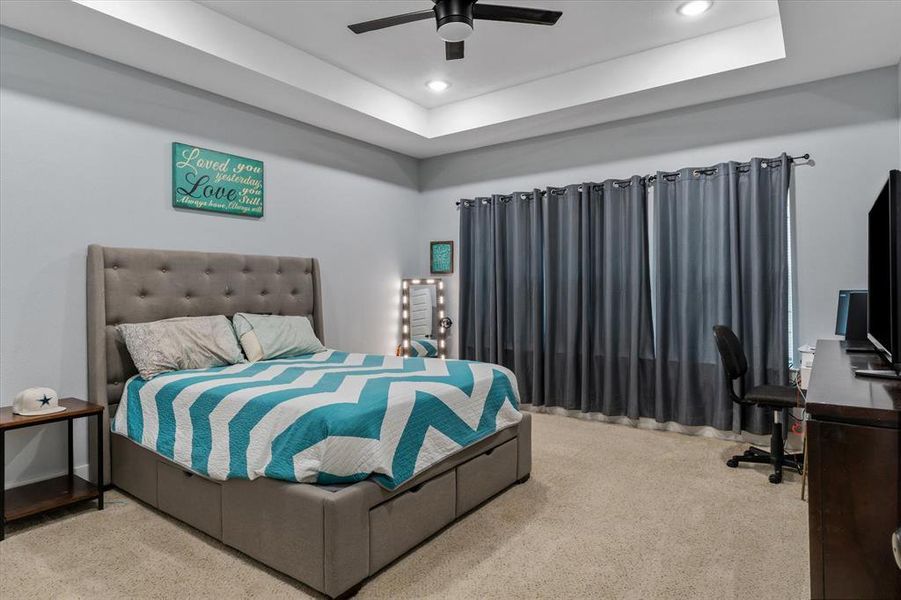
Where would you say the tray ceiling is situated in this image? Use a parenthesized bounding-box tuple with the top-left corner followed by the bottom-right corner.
(198, 0, 779, 109)
(1, 1, 899, 158)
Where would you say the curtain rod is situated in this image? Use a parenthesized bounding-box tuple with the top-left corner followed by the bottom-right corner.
(456, 153, 811, 206)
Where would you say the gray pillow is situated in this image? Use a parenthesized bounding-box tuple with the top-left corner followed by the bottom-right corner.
(232, 313, 325, 362)
(117, 315, 245, 380)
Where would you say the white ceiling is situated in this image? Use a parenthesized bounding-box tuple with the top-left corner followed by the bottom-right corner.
(198, 0, 779, 108)
(1, 1, 899, 158)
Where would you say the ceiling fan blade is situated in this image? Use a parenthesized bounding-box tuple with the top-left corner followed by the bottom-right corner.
(348, 9, 434, 34)
(472, 4, 562, 26)
(445, 40, 464, 60)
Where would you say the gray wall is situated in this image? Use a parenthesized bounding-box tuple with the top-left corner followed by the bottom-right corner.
(0, 28, 420, 488)
(417, 66, 901, 358)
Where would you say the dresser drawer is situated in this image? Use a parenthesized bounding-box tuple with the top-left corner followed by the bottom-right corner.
(456, 438, 517, 516)
(157, 462, 222, 539)
(369, 469, 456, 573)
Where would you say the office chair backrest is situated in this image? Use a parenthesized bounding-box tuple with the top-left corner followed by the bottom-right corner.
(713, 325, 748, 381)
(713, 325, 749, 405)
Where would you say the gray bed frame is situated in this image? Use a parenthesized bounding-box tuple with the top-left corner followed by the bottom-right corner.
(86, 245, 531, 599)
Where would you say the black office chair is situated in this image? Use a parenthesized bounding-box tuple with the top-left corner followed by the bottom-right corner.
(712, 325, 804, 484)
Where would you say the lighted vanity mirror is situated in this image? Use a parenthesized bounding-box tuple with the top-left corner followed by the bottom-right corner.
(400, 278, 450, 359)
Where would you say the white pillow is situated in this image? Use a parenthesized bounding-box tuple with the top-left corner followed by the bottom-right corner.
(117, 315, 245, 379)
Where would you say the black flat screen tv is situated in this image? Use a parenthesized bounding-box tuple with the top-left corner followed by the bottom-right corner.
(867, 169, 901, 372)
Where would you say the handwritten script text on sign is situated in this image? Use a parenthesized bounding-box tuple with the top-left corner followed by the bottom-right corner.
(172, 143, 263, 217)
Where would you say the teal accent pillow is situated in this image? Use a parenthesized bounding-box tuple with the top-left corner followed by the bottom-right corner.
(232, 313, 325, 362)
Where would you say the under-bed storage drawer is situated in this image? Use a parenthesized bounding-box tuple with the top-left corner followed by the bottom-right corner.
(456, 438, 518, 515)
(111, 433, 159, 507)
(369, 469, 456, 573)
(157, 463, 222, 539)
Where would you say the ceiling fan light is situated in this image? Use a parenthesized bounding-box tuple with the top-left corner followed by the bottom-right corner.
(677, 1, 713, 17)
(438, 20, 473, 42)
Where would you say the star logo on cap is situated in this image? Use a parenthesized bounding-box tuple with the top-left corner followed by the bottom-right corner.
(39, 395, 51, 407)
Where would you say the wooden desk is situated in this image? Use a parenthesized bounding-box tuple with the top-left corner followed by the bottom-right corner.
(1, 398, 104, 540)
(805, 340, 901, 599)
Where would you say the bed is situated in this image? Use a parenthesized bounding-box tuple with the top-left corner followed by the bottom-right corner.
(86, 245, 531, 599)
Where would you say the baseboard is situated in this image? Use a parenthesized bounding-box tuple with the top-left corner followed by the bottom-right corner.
(520, 405, 775, 446)
(4, 463, 91, 490)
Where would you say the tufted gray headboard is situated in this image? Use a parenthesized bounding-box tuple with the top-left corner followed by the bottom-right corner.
(87, 245, 323, 482)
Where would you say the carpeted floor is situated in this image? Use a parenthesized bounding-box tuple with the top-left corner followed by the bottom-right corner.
(0, 412, 808, 599)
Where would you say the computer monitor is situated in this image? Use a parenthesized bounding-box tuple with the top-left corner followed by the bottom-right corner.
(835, 289, 867, 340)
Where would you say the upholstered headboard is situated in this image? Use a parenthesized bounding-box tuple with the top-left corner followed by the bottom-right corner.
(86, 245, 324, 482)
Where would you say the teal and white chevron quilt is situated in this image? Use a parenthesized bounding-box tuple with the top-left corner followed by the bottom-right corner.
(111, 350, 522, 490)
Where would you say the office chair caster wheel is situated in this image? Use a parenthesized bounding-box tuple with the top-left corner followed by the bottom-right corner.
(769, 473, 782, 484)
(726, 458, 738, 468)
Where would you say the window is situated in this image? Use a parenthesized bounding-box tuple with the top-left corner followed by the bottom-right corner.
(787, 188, 798, 368)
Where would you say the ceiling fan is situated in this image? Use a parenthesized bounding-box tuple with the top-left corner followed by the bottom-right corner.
(347, 0, 563, 61)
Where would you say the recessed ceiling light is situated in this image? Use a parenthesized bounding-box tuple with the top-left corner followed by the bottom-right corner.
(426, 80, 450, 93)
(677, 0, 712, 17)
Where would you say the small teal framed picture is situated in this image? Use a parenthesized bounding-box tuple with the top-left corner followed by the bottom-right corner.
(430, 241, 454, 274)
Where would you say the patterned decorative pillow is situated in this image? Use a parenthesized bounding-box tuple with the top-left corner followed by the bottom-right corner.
(232, 313, 325, 362)
(117, 315, 245, 380)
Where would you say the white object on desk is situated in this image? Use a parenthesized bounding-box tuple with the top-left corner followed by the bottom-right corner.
(800, 366, 812, 390)
(799, 344, 816, 368)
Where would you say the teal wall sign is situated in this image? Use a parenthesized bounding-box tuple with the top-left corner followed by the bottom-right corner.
(172, 142, 264, 218)
(430, 241, 454, 274)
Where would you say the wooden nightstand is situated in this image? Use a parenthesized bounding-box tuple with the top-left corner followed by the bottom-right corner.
(1, 398, 104, 540)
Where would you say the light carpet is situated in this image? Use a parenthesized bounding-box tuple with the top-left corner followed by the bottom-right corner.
(0, 412, 808, 599)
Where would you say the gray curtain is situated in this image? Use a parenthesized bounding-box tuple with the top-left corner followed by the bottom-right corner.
(459, 192, 543, 405)
(653, 154, 790, 434)
(459, 154, 790, 435)
(541, 180, 654, 414)
(459, 197, 497, 361)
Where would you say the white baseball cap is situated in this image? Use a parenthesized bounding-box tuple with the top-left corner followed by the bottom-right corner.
(13, 387, 66, 416)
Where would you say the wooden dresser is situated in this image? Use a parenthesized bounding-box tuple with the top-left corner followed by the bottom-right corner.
(805, 339, 901, 599)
